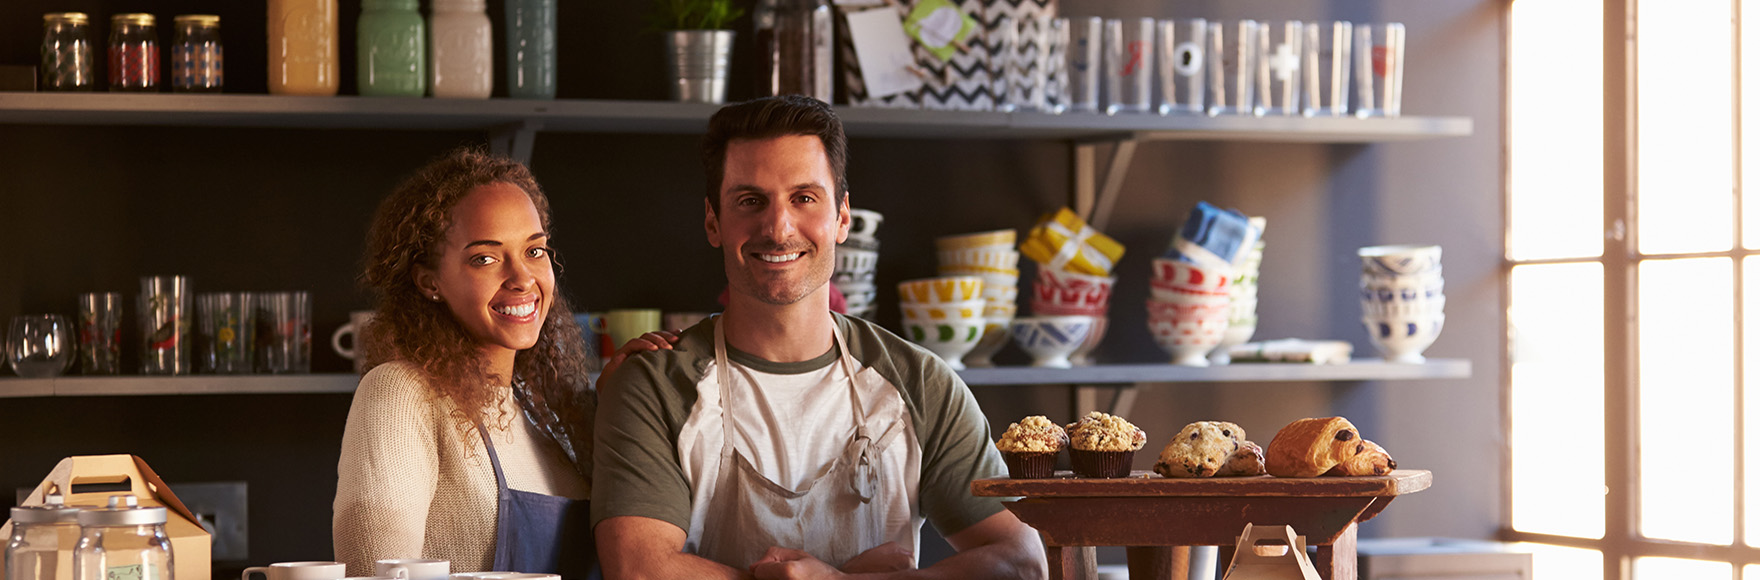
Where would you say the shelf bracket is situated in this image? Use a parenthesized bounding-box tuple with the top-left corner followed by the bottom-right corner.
(1072, 384, 1141, 419)
(489, 120, 544, 165)
(1070, 135, 1140, 231)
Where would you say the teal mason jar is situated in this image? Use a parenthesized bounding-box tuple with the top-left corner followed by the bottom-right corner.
(357, 0, 425, 96)
(504, 0, 556, 99)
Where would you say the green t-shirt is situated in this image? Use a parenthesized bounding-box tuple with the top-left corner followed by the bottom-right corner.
(590, 313, 1007, 538)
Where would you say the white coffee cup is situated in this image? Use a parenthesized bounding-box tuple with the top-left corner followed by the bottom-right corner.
(242, 561, 347, 580)
(375, 559, 450, 580)
(330, 310, 375, 373)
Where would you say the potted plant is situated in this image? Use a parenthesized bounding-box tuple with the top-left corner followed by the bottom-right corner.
(655, 0, 745, 104)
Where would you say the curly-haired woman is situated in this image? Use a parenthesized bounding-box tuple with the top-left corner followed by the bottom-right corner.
(333, 149, 599, 577)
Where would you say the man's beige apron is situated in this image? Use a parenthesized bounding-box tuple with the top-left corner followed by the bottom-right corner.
(695, 315, 916, 569)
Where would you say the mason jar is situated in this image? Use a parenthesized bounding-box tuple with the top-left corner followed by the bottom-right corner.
(73, 495, 172, 580)
(41, 12, 95, 91)
(7, 496, 83, 580)
(171, 15, 223, 93)
(109, 13, 160, 92)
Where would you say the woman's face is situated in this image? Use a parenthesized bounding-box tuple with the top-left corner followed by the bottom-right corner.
(418, 182, 555, 357)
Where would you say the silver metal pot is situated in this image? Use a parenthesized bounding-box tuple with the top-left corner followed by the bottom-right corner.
(664, 29, 735, 104)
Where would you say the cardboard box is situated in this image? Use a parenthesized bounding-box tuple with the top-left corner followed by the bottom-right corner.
(1221, 524, 1322, 580)
(1, 455, 212, 580)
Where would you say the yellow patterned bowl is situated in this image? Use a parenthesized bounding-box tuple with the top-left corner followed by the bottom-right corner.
(935, 229, 1017, 252)
(897, 276, 984, 304)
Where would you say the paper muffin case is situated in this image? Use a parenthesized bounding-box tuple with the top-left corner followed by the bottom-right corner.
(1002, 451, 1059, 479)
(1021, 208, 1125, 276)
(1070, 449, 1135, 478)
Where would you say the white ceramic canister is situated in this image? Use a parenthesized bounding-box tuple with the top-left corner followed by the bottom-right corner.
(429, 0, 492, 98)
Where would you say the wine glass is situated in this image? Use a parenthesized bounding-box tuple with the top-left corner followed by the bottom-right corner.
(9, 314, 74, 378)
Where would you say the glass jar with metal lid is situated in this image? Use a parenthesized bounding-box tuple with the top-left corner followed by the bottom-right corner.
(41, 12, 96, 91)
(171, 15, 222, 93)
(6, 493, 83, 580)
(109, 13, 160, 92)
(72, 495, 172, 580)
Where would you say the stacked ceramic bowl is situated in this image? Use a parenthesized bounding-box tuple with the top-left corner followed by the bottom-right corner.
(1147, 258, 1235, 366)
(1208, 241, 1264, 364)
(1029, 267, 1115, 366)
(1008, 315, 1094, 369)
(936, 230, 1020, 368)
(898, 276, 987, 370)
(835, 209, 884, 319)
(1359, 244, 1445, 363)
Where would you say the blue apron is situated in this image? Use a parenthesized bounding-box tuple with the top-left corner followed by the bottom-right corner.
(476, 424, 598, 579)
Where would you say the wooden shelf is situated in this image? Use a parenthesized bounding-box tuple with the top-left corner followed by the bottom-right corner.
(0, 93, 1472, 142)
(957, 358, 1472, 386)
(0, 359, 1469, 397)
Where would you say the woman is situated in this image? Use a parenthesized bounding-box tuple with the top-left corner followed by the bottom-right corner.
(334, 149, 596, 577)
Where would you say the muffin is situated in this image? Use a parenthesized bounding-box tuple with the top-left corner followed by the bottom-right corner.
(1064, 412, 1147, 478)
(995, 415, 1069, 478)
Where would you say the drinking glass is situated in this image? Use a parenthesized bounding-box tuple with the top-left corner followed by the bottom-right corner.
(1067, 16, 1102, 112)
(1255, 20, 1303, 116)
(198, 292, 254, 374)
(1303, 21, 1352, 117)
(1354, 22, 1406, 118)
(1156, 18, 1206, 115)
(77, 292, 122, 375)
(139, 275, 191, 375)
(1206, 20, 1261, 116)
(254, 291, 311, 373)
(9, 314, 73, 378)
(1104, 17, 1153, 114)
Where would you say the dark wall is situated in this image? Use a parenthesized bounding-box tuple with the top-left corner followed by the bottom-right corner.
(0, 0, 1506, 570)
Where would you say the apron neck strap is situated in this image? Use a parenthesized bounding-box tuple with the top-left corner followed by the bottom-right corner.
(713, 313, 869, 431)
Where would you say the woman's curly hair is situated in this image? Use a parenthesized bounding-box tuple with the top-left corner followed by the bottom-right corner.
(360, 148, 594, 475)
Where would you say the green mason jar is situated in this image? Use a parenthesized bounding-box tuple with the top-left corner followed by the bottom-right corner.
(357, 0, 425, 96)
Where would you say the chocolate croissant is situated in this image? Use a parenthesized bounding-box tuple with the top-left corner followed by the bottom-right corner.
(1325, 439, 1397, 476)
(1265, 417, 1366, 477)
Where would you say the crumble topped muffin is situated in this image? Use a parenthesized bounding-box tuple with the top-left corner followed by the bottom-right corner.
(997, 416, 1069, 453)
(1065, 411, 1147, 452)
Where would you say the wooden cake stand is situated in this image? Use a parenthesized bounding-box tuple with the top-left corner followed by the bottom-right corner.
(971, 469, 1432, 580)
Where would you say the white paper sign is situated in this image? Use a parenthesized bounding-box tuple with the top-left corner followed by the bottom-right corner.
(845, 8, 925, 98)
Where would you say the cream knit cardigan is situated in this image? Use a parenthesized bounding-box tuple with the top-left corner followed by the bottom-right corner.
(333, 361, 590, 576)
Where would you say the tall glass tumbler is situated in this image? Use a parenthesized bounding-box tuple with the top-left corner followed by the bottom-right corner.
(1156, 18, 1206, 115)
(255, 291, 311, 373)
(9, 315, 73, 378)
(1067, 17, 1101, 113)
(1255, 20, 1303, 116)
(991, 16, 1020, 113)
(1206, 20, 1260, 116)
(77, 292, 122, 375)
(197, 292, 253, 374)
(1104, 18, 1153, 114)
(1354, 22, 1405, 118)
(1045, 18, 1071, 113)
(138, 276, 190, 375)
(1303, 21, 1352, 117)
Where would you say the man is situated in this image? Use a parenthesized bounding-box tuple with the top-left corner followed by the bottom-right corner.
(591, 95, 1047, 580)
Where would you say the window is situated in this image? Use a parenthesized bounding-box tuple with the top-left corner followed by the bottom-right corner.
(1506, 0, 1759, 577)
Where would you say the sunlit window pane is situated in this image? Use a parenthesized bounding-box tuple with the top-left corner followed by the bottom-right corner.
(1747, 257, 1760, 545)
(1748, 564, 1760, 580)
(1511, 263, 1605, 537)
(1510, 0, 1604, 260)
(1518, 543, 1602, 580)
(1635, 557, 1731, 580)
(1636, 0, 1735, 254)
(1747, 0, 1760, 250)
(1638, 258, 1735, 544)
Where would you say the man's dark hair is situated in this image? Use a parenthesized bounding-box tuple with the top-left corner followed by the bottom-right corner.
(701, 95, 849, 213)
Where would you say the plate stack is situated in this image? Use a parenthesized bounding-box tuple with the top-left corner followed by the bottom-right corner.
(1020, 208, 1123, 366)
(897, 276, 987, 370)
(835, 209, 884, 319)
(1358, 244, 1444, 363)
(935, 229, 1020, 368)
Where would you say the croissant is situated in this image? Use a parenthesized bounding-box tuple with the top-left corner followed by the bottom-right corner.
(1324, 439, 1397, 476)
(1265, 417, 1365, 477)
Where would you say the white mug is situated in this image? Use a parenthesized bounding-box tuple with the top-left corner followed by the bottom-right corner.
(375, 559, 450, 580)
(242, 562, 347, 580)
(330, 310, 376, 373)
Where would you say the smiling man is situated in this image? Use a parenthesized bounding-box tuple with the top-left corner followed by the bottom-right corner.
(591, 95, 1046, 580)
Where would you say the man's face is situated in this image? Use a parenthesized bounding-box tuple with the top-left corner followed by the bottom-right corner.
(706, 134, 850, 306)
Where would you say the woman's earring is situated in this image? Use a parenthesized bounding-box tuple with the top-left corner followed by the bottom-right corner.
(431, 294, 442, 301)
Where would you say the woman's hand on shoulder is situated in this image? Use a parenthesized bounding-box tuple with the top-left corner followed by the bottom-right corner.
(601, 331, 681, 380)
